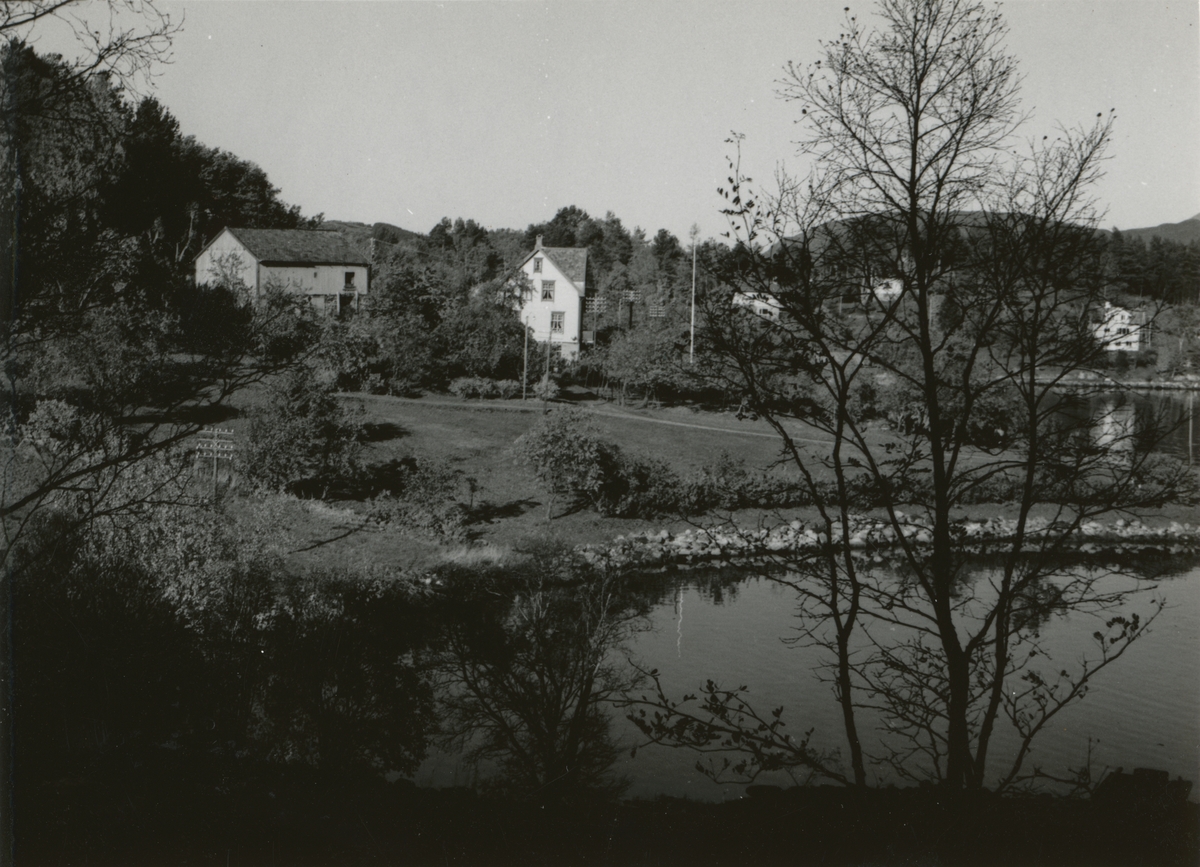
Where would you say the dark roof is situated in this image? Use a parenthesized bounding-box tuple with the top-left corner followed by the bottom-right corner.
(225, 228, 369, 266)
(534, 246, 589, 285)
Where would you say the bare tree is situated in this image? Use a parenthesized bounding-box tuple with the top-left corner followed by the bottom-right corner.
(1, 1, 178, 88)
(631, 0, 1193, 791)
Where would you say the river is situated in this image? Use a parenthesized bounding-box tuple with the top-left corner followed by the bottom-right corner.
(610, 562, 1200, 801)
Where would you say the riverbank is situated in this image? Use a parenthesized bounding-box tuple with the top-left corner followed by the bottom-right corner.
(1041, 371, 1200, 391)
(578, 513, 1200, 571)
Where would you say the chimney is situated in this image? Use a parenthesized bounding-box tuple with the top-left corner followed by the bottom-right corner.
(536, 234, 543, 250)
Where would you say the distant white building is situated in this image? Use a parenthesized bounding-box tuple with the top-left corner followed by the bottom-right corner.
(194, 227, 369, 316)
(1094, 302, 1148, 352)
(514, 237, 591, 360)
(862, 277, 904, 306)
(732, 290, 784, 321)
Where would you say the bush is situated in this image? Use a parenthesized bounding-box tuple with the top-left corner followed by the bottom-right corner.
(495, 379, 522, 399)
(532, 377, 560, 403)
(605, 454, 683, 518)
(368, 457, 470, 539)
(448, 377, 521, 400)
(515, 410, 685, 519)
(516, 409, 615, 519)
(240, 367, 365, 496)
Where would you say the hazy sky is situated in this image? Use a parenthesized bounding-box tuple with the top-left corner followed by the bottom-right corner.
(39, 1, 1200, 241)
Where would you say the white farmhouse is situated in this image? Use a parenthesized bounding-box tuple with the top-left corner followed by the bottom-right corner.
(862, 277, 904, 306)
(194, 227, 369, 315)
(514, 237, 591, 360)
(732, 290, 784, 320)
(1094, 301, 1148, 352)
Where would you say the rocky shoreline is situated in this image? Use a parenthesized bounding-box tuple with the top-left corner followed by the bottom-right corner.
(579, 514, 1200, 570)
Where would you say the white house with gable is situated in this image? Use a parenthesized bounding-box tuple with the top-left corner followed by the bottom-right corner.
(733, 290, 784, 321)
(514, 236, 591, 360)
(1094, 301, 1148, 352)
(194, 227, 369, 315)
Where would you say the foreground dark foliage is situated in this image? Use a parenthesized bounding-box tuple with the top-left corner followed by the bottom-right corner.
(19, 774, 1198, 866)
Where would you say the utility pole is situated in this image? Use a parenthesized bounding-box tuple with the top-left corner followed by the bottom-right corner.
(196, 428, 234, 501)
(689, 224, 700, 365)
(522, 317, 530, 400)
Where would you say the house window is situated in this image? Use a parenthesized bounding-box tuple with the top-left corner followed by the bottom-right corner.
(550, 311, 564, 332)
(345, 271, 356, 289)
(541, 280, 555, 301)
(533, 258, 543, 273)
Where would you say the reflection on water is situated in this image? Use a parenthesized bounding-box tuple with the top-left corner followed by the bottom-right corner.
(1069, 391, 1196, 464)
(15, 538, 1199, 827)
(618, 560, 1200, 800)
(1094, 400, 1135, 454)
(431, 552, 648, 802)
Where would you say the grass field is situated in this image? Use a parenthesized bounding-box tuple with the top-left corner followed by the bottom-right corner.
(218, 390, 1195, 575)
(254, 393, 813, 572)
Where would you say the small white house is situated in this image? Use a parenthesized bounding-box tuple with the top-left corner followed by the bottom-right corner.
(1094, 301, 1148, 352)
(194, 227, 369, 315)
(732, 290, 784, 321)
(514, 237, 591, 360)
(862, 277, 904, 306)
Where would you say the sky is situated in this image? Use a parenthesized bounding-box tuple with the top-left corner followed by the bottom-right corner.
(31, 0, 1200, 242)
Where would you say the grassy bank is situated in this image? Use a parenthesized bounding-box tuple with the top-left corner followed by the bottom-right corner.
(217, 391, 1196, 574)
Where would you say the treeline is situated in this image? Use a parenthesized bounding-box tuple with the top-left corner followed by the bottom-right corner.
(1, 41, 316, 324)
(1107, 229, 1200, 306)
(318, 204, 731, 398)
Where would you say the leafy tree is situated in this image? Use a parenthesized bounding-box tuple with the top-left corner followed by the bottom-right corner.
(240, 366, 365, 495)
(516, 409, 617, 520)
(436, 299, 526, 381)
(635, 0, 1192, 792)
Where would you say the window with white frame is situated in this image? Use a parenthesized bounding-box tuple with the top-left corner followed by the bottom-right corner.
(533, 257, 543, 273)
(550, 311, 564, 332)
(541, 280, 555, 301)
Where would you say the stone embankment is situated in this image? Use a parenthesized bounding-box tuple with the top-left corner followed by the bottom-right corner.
(579, 514, 1200, 570)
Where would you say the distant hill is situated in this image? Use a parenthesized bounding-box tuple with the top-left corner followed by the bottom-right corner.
(323, 220, 424, 249)
(1111, 214, 1200, 245)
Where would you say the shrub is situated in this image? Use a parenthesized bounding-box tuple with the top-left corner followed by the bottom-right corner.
(605, 455, 682, 518)
(240, 367, 365, 496)
(449, 377, 523, 400)
(532, 377, 560, 403)
(367, 458, 470, 539)
(495, 379, 522, 399)
(516, 409, 614, 519)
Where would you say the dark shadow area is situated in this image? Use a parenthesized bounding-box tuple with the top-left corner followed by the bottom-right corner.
(361, 420, 409, 443)
(307, 457, 417, 501)
(289, 519, 370, 553)
(17, 773, 1199, 866)
(556, 385, 598, 402)
(466, 497, 540, 524)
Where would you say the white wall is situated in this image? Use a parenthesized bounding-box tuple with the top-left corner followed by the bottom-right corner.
(262, 264, 367, 296)
(194, 229, 368, 312)
(193, 230, 257, 297)
(1095, 304, 1146, 352)
(519, 253, 583, 359)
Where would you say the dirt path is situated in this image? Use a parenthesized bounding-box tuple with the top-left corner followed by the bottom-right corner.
(583, 403, 833, 445)
(347, 392, 834, 446)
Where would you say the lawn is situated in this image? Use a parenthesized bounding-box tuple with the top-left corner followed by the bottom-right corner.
(219, 390, 1195, 575)
(268, 394, 812, 571)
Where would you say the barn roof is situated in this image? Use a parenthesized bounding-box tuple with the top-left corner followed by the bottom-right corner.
(224, 228, 369, 266)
